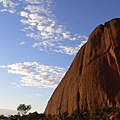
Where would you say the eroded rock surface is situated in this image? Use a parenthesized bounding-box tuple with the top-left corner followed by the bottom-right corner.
(45, 18, 120, 116)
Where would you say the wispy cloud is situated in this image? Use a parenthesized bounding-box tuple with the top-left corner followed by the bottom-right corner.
(25, 93, 42, 98)
(0, 0, 19, 13)
(19, 41, 26, 45)
(25, 0, 43, 5)
(36, 94, 42, 97)
(19, 0, 87, 54)
(54, 40, 87, 55)
(0, 0, 87, 55)
(10, 82, 21, 88)
(25, 94, 33, 98)
(0, 62, 66, 88)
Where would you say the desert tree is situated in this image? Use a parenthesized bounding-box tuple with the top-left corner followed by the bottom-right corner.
(17, 104, 31, 116)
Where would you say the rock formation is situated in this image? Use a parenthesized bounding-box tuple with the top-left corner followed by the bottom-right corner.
(45, 18, 120, 116)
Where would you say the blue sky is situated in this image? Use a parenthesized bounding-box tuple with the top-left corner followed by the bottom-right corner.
(0, 0, 120, 115)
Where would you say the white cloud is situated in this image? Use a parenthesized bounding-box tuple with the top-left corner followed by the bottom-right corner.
(31, 36, 87, 55)
(20, 11, 29, 18)
(25, 94, 33, 98)
(37, 25, 45, 31)
(0, 0, 88, 55)
(56, 25, 63, 33)
(24, 4, 52, 15)
(33, 41, 54, 48)
(0, 65, 6, 68)
(0, 0, 19, 13)
(26, 33, 40, 39)
(0, 62, 66, 88)
(36, 94, 42, 97)
(0, 9, 7, 12)
(25, 0, 43, 4)
(26, 93, 42, 98)
(19, 42, 26, 45)
(18, 0, 88, 54)
(46, 26, 55, 33)
(62, 32, 71, 39)
(54, 40, 87, 55)
(10, 82, 21, 88)
(10, 82, 16, 85)
(54, 46, 78, 55)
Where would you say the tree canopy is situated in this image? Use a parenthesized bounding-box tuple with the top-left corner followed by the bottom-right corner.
(17, 104, 31, 115)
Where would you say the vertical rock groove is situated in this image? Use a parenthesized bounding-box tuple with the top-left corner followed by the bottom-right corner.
(77, 89, 80, 111)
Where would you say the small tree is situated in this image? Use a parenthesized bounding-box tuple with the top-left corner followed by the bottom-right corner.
(17, 104, 31, 116)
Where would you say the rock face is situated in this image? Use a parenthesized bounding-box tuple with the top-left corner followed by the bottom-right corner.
(45, 18, 120, 116)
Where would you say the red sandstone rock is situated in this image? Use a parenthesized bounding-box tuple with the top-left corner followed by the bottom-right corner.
(45, 18, 120, 116)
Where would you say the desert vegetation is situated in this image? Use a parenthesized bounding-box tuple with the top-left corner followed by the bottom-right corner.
(1, 106, 120, 120)
(17, 104, 31, 116)
(45, 106, 120, 120)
